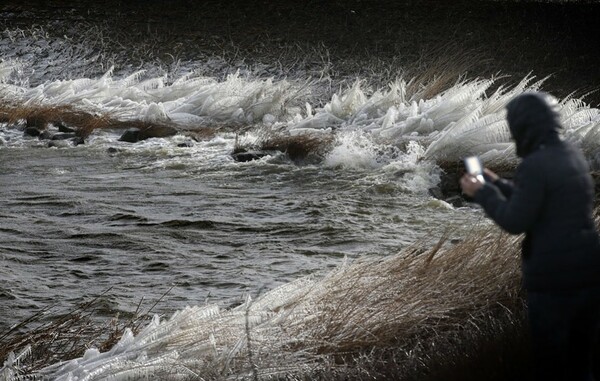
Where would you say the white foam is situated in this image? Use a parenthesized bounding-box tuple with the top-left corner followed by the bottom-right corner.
(323, 131, 381, 169)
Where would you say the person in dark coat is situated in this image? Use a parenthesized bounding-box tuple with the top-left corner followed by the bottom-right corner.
(460, 91, 600, 380)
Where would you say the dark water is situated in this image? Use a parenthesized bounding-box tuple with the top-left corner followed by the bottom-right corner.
(0, 139, 478, 331)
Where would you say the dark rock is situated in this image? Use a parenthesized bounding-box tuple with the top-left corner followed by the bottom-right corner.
(119, 126, 179, 143)
(26, 116, 47, 130)
(139, 125, 178, 140)
(232, 150, 273, 162)
(177, 141, 194, 148)
(119, 128, 141, 143)
(445, 195, 466, 208)
(48, 140, 70, 148)
(23, 127, 41, 137)
(56, 122, 75, 133)
(107, 147, 120, 154)
(428, 184, 469, 208)
(428, 187, 444, 200)
(38, 131, 53, 140)
(51, 133, 76, 140)
(71, 137, 85, 146)
(46, 136, 84, 148)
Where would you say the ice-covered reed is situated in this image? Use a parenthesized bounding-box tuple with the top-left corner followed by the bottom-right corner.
(2, 225, 527, 380)
(2, 57, 600, 172)
(0, 62, 309, 127)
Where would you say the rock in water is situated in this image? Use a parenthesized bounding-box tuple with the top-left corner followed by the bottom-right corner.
(119, 128, 141, 143)
(139, 125, 178, 140)
(23, 127, 41, 137)
(26, 116, 47, 130)
(51, 133, 76, 140)
(231, 150, 276, 162)
(119, 126, 178, 143)
(38, 131, 53, 140)
(48, 140, 71, 148)
(55, 122, 75, 133)
(72, 137, 85, 146)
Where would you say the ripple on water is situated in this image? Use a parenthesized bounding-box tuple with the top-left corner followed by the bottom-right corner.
(0, 138, 479, 333)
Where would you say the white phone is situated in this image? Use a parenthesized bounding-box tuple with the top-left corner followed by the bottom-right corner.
(464, 156, 485, 184)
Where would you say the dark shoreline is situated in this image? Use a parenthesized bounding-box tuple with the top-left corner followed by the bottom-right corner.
(1, 0, 599, 104)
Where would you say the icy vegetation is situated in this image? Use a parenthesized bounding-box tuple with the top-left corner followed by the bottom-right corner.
(2, 57, 600, 172)
(1, 228, 524, 381)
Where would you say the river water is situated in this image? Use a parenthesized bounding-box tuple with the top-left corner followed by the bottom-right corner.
(0, 121, 479, 332)
(0, 23, 598, 339)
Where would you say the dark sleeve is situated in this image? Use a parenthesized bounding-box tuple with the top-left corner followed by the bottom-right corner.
(474, 159, 545, 235)
(494, 178, 514, 199)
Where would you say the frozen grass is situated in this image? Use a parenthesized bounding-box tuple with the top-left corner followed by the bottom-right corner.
(3, 211, 600, 380)
(0, 291, 154, 378)
(1, 225, 526, 380)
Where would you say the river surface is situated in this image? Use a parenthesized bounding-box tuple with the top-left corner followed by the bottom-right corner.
(0, 126, 479, 332)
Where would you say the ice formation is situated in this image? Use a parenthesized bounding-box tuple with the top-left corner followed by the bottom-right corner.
(2, 58, 598, 171)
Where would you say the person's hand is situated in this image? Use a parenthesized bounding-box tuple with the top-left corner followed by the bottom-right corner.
(460, 174, 484, 198)
(483, 168, 499, 182)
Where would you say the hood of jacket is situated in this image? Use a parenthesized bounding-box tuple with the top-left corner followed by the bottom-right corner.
(506, 92, 562, 157)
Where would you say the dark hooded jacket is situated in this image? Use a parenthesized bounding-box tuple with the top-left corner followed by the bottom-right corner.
(474, 92, 600, 291)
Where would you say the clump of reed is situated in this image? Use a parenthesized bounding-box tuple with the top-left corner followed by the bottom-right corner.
(0, 293, 152, 377)
(260, 133, 335, 163)
(401, 43, 493, 102)
(275, 227, 526, 380)
(233, 128, 335, 164)
(0, 103, 78, 130)
(0, 102, 191, 140)
(0, 101, 251, 144)
(0, 102, 111, 137)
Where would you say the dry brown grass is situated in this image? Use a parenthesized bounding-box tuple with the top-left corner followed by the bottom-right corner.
(260, 134, 335, 164)
(0, 102, 188, 139)
(0, 292, 153, 376)
(402, 44, 494, 101)
(0, 102, 110, 136)
(291, 227, 522, 349)
(307, 228, 526, 380)
(233, 128, 336, 164)
(0, 102, 249, 144)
